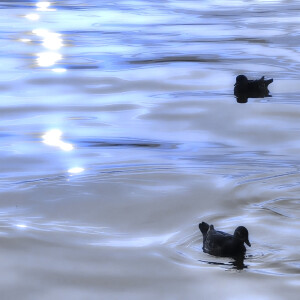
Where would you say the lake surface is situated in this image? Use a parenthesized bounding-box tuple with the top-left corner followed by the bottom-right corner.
(0, 0, 300, 299)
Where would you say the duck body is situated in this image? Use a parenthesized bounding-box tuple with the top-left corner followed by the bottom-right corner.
(199, 222, 251, 258)
(234, 75, 273, 98)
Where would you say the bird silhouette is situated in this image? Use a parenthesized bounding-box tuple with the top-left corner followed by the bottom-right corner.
(234, 75, 273, 103)
(199, 221, 251, 259)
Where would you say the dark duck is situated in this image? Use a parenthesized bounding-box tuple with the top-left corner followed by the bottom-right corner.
(199, 222, 251, 258)
(234, 74, 273, 103)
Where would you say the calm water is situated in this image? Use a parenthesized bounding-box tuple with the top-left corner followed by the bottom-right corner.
(1, 0, 300, 299)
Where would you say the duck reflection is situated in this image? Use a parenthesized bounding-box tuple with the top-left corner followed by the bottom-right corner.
(199, 257, 248, 271)
(234, 74, 273, 103)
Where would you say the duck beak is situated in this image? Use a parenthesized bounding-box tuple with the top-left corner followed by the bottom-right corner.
(245, 239, 251, 247)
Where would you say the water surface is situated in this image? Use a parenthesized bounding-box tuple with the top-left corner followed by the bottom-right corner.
(0, 1, 300, 299)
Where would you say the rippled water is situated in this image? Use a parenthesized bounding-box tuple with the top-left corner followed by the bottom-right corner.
(1, 0, 300, 299)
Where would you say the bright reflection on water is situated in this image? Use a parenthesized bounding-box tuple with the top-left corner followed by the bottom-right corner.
(36, 51, 62, 67)
(15, 224, 28, 229)
(68, 167, 85, 174)
(52, 68, 67, 73)
(32, 28, 64, 66)
(36, 1, 55, 12)
(19, 38, 31, 43)
(42, 129, 73, 151)
(24, 13, 40, 21)
(25, 5, 64, 69)
(1, 0, 300, 299)
(32, 29, 63, 50)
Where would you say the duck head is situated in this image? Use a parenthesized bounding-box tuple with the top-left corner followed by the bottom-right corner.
(234, 226, 251, 247)
(235, 75, 248, 86)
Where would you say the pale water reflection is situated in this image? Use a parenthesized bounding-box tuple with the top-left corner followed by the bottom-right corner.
(24, 13, 40, 21)
(68, 167, 84, 174)
(42, 129, 73, 151)
(36, 51, 62, 67)
(36, 1, 55, 12)
(32, 29, 63, 50)
(0, 0, 300, 299)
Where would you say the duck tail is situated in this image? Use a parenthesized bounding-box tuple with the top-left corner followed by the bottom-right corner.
(199, 222, 209, 234)
(265, 78, 273, 86)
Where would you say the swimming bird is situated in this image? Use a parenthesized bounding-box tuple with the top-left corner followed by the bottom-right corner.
(234, 75, 273, 103)
(199, 221, 251, 258)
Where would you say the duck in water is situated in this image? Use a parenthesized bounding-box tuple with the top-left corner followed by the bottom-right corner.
(199, 221, 251, 259)
(234, 74, 273, 103)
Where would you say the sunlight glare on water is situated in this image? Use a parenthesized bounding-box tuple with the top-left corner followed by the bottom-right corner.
(24, 13, 40, 21)
(42, 129, 74, 151)
(36, 1, 55, 12)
